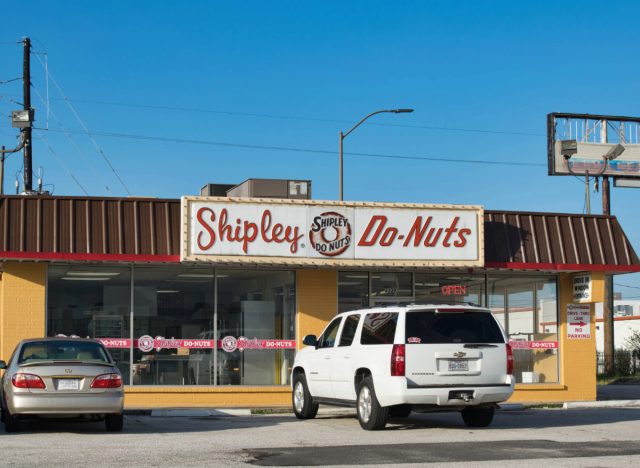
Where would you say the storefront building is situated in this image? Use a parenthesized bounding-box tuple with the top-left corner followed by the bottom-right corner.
(1, 192, 639, 407)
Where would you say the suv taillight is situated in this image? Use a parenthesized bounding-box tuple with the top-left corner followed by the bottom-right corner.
(12, 373, 46, 389)
(506, 343, 514, 375)
(91, 373, 122, 389)
(391, 344, 405, 377)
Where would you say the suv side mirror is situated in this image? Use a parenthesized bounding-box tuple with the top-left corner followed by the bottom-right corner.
(303, 335, 318, 347)
(0, 360, 6, 370)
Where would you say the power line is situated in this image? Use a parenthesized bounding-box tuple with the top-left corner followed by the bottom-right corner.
(10, 95, 545, 137)
(39, 136, 89, 195)
(616, 283, 640, 290)
(34, 55, 132, 195)
(36, 126, 545, 168)
(31, 85, 112, 192)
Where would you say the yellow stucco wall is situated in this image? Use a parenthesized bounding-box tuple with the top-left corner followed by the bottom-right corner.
(0, 262, 47, 361)
(295, 269, 338, 347)
(509, 272, 598, 403)
(124, 386, 290, 408)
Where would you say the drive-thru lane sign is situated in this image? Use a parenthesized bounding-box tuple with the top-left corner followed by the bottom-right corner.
(567, 304, 591, 339)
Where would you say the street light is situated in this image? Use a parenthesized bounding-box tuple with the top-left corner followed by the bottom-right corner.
(339, 108, 414, 200)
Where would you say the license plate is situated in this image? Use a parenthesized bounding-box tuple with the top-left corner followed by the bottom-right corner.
(58, 379, 80, 390)
(448, 360, 469, 372)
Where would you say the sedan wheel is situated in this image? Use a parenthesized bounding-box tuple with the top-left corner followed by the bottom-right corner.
(3, 409, 20, 433)
(105, 413, 124, 432)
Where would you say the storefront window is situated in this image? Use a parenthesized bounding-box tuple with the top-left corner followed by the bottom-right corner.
(371, 272, 412, 305)
(47, 265, 131, 384)
(338, 272, 369, 312)
(217, 270, 295, 385)
(415, 274, 485, 306)
(48, 266, 295, 387)
(132, 267, 214, 386)
(487, 276, 559, 384)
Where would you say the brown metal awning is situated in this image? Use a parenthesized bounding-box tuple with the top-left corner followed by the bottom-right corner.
(0, 196, 638, 273)
(483, 210, 640, 272)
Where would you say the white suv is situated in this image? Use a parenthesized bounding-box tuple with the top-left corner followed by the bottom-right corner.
(291, 304, 515, 430)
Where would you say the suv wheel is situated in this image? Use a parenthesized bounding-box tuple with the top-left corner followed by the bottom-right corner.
(461, 406, 495, 427)
(4, 409, 21, 433)
(356, 376, 388, 430)
(105, 413, 124, 432)
(292, 373, 318, 419)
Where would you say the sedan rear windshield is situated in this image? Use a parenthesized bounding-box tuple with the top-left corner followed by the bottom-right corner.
(405, 310, 505, 344)
(18, 341, 111, 364)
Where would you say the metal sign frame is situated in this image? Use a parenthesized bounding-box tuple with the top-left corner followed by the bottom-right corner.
(547, 112, 640, 179)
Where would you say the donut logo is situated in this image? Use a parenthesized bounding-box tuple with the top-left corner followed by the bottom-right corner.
(138, 335, 155, 353)
(309, 212, 352, 257)
(221, 335, 238, 353)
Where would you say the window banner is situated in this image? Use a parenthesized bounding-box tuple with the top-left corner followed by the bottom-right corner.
(96, 337, 296, 352)
(508, 340, 559, 349)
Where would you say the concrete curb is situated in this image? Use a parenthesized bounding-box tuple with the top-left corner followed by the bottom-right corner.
(150, 408, 251, 417)
(563, 400, 640, 409)
(497, 404, 525, 411)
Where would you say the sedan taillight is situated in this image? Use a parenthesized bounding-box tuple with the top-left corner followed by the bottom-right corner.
(91, 373, 122, 389)
(12, 373, 46, 389)
(506, 343, 514, 375)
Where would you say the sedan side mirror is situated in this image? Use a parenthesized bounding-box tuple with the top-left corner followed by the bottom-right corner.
(302, 335, 318, 347)
(0, 360, 6, 370)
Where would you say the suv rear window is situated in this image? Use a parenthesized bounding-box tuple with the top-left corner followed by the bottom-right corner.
(361, 313, 398, 345)
(405, 310, 504, 344)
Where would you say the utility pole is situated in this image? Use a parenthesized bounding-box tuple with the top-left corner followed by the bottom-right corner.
(601, 120, 615, 377)
(1, 146, 5, 195)
(22, 37, 33, 193)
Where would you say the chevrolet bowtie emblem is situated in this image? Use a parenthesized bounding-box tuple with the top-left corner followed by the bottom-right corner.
(453, 352, 466, 358)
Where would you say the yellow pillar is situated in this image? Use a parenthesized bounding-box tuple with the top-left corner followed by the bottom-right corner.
(295, 269, 337, 348)
(0, 262, 47, 360)
(511, 272, 598, 403)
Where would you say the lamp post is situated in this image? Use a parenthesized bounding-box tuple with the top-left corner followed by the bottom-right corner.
(339, 108, 413, 201)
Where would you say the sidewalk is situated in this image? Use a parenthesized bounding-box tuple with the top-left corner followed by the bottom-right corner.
(123, 384, 640, 416)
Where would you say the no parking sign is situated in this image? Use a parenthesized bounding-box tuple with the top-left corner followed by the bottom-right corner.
(567, 304, 591, 339)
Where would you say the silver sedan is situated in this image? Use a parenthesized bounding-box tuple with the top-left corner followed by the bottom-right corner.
(0, 338, 124, 432)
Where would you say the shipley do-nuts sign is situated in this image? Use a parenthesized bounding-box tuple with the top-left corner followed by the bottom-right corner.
(181, 197, 483, 267)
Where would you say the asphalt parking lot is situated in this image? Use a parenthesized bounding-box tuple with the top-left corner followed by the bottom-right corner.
(2, 405, 640, 467)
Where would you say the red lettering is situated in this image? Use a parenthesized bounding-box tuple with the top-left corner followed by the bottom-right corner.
(261, 210, 273, 242)
(284, 226, 303, 254)
(272, 223, 284, 241)
(358, 216, 387, 246)
(442, 217, 459, 247)
(424, 228, 443, 247)
(454, 228, 471, 247)
(196, 208, 216, 250)
(219, 209, 233, 241)
(380, 227, 398, 246)
(242, 220, 258, 253)
(403, 216, 432, 247)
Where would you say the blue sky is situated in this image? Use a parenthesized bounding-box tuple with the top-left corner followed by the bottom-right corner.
(1, 1, 640, 292)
